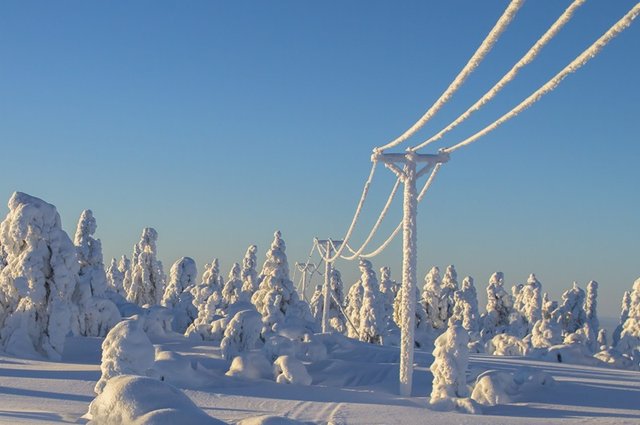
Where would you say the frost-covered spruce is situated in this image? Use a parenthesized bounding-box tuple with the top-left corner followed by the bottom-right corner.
(357, 259, 385, 344)
(541, 292, 558, 320)
(240, 245, 259, 297)
(613, 291, 632, 346)
(422, 266, 447, 331)
(393, 284, 431, 343)
(72, 209, 121, 337)
(429, 324, 470, 404)
(106, 258, 125, 295)
(584, 280, 599, 333)
(616, 278, 640, 357)
(251, 231, 310, 331)
(222, 263, 244, 306)
(450, 276, 480, 334)
(311, 269, 345, 333)
(345, 278, 363, 339)
(481, 272, 513, 341)
(193, 258, 223, 309)
(440, 265, 459, 321)
(161, 257, 198, 333)
(519, 274, 543, 334)
(379, 266, 399, 331)
(94, 316, 155, 394)
(559, 282, 587, 334)
(119, 255, 132, 295)
(0, 192, 78, 360)
(127, 228, 165, 306)
(220, 309, 262, 360)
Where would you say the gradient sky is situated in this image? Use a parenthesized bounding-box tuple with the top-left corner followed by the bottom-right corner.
(1, 1, 638, 318)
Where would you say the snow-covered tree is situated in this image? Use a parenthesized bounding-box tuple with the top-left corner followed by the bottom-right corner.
(519, 274, 543, 334)
(558, 282, 587, 334)
(530, 318, 563, 348)
(118, 255, 132, 295)
(379, 266, 399, 332)
(584, 280, 599, 333)
(94, 316, 155, 394)
(450, 276, 479, 334)
(220, 309, 262, 360)
(106, 258, 125, 295)
(440, 265, 459, 321)
(310, 268, 345, 333)
(0, 193, 78, 360)
(422, 266, 448, 331)
(616, 278, 640, 358)
(240, 245, 259, 296)
(161, 257, 198, 333)
(345, 278, 363, 339)
(72, 209, 120, 337)
(251, 231, 310, 331)
(222, 263, 244, 306)
(541, 292, 557, 320)
(127, 228, 165, 307)
(357, 259, 385, 344)
(613, 291, 632, 346)
(193, 259, 222, 307)
(597, 329, 608, 348)
(481, 272, 513, 341)
(309, 284, 323, 322)
(429, 324, 470, 403)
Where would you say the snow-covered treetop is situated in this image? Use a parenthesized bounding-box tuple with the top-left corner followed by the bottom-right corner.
(74, 209, 107, 297)
(202, 258, 221, 287)
(169, 257, 197, 292)
(139, 227, 158, 254)
(380, 266, 392, 283)
(441, 265, 458, 289)
(489, 272, 504, 286)
(461, 276, 474, 291)
(526, 273, 541, 289)
(260, 230, 289, 280)
(424, 266, 442, 292)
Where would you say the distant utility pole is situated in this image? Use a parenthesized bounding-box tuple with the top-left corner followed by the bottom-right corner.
(315, 238, 343, 333)
(295, 262, 318, 302)
(372, 149, 449, 397)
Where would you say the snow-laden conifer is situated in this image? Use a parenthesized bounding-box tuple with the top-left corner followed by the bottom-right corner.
(127, 228, 165, 306)
(422, 266, 447, 331)
(222, 263, 244, 306)
(559, 282, 587, 334)
(584, 280, 599, 333)
(220, 309, 262, 360)
(481, 272, 513, 341)
(616, 278, 640, 358)
(0, 193, 78, 360)
(357, 259, 385, 344)
(240, 245, 259, 297)
(161, 257, 198, 333)
(106, 258, 125, 295)
(450, 276, 480, 334)
(429, 324, 470, 403)
(613, 291, 632, 346)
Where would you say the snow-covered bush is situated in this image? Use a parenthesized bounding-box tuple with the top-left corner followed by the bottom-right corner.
(220, 309, 263, 361)
(0, 192, 78, 360)
(87, 375, 226, 425)
(471, 369, 554, 406)
(481, 272, 513, 341)
(127, 228, 166, 307)
(251, 231, 311, 332)
(95, 316, 155, 394)
(273, 355, 312, 385)
(530, 318, 563, 348)
(149, 349, 212, 388)
(161, 257, 198, 333)
(594, 347, 638, 370)
(485, 334, 528, 357)
(357, 259, 385, 344)
(429, 324, 470, 403)
(226, 352, 273, 380)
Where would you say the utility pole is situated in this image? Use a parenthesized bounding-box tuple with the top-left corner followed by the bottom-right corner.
(315, 238, 343, 333)
(295, 262, 317, 302)
(372, 149, 449, 397)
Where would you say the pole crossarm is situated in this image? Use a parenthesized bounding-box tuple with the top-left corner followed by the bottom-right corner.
(372, 150, 450, 180)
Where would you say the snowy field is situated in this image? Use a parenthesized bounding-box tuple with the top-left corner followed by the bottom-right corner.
(0, 335, 638, 425)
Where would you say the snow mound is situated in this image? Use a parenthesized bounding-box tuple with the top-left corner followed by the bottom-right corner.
(471, 369, 554, 406)
(273, 355, 312, 385)
(87, 375, 227, 425)
(150, 350, 213, 387)
(428, 397, 482, 415)
(237, 416, 309, 425)
(538, 343, 602, 366)
(226, 352, 273, 380)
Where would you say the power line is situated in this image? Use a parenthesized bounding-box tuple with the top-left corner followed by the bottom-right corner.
(445, 2, 640, 154)
(376, 0, 524, 152)
(412, 0, 586, 151)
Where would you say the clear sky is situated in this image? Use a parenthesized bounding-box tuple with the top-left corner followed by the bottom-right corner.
(0, 1, 638, 318)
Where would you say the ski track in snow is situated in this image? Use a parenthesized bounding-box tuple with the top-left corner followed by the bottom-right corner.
(0, 336, 639, 424)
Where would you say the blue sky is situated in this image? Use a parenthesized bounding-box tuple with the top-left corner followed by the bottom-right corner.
(0, 1, 638, 317)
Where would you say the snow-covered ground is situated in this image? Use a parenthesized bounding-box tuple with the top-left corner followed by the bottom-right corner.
(0, 335, 638, 425)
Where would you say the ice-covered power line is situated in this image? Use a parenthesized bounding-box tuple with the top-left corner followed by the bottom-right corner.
(412, 0, 586, 151)
(340, 178, 402, 260)
(445, 2, 640, 154)
(360, 163, 443, 259)
(375, 0, 525, 152)
(316, 161, 378, 263)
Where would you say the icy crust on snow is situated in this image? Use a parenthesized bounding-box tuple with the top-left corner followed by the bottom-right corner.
(470, 368, 555, 406)
(0, 192, 78, 360)
(88, 375, 227, 425)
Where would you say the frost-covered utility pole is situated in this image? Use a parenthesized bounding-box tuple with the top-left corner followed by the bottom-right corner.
(372, 149, 449, 396)
(295, 262, 317, 302)
(315, 239, 343, 333)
